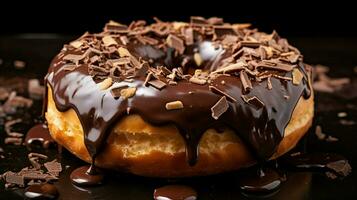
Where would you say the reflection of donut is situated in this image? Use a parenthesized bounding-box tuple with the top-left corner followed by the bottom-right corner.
(45, 17, 313, 177)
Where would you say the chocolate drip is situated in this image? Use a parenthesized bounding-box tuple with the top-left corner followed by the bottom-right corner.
(44, 19, 311, 168)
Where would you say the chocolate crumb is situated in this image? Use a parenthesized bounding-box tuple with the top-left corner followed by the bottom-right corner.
(4, 137, 23, 145)
(339, 119, 356, 126)
(315, 125, 326, 140)
(28, 79, 45, 100)
(326, 135, 339, 142)
(337, 112, 347, 118)
(14, 60, 26, 69)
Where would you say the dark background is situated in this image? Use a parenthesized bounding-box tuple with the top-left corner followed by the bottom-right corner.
(0, 1, 356, 37)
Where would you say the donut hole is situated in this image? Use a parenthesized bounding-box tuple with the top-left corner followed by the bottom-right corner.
(132, 41, 225, 75)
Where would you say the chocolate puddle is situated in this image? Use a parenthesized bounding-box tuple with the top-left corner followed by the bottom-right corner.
(70, 165, 104, 186)
(25, 124, 55, 149)
(24, 183, 58, 199)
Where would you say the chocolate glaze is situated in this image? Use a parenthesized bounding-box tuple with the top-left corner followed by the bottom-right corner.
(24, 183, 58, 199)
(44, 22, 311, 167)
(25, 124, 55, 149)
(154, 185, 197, 200)
(70, 165, 104, 186)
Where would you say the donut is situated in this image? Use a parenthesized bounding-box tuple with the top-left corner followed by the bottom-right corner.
(44, 17, 313, 177)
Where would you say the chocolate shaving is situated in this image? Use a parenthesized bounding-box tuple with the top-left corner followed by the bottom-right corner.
(102, 35, 118, 47)
(62, 64, 77, 71)
(4, 137, 22, 145)
(148, 79, 167, 90)
(240, 70, 253, 92)
(267, 76, 273, 90)
(120, 36, 129, 45)
(326, 160, 352, 178)
(136, 35, 159, 45)
(143, 72, 153, 86)
(240, 41, 261, 48)
(213, 25, 236, 38)
(3, 172, 24, 186)
(63, 51, 89, 62)
(209, 85, 237, 102)
(207, 17, 224, 25)
(183, 28, 194, 45)
(258, 61, 295, 72)
(28, 153, 48, 160)
(13, 60, 26, 69)
(44, 160, 62, 176)
(241, 95, 265, 109)
(104, 21, 129, 33)
(166, 34, 185, 54)
(211, 96, 229, 120)
(190, 16, 209, 26)
(213, 60, 247, 74)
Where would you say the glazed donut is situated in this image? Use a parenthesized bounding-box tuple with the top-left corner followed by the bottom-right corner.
(45, 17, 313, 177)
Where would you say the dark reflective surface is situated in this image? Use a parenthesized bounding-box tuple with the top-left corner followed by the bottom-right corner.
(0, 35, 357, 199)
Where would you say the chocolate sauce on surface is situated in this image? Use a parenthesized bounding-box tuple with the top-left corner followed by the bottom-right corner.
(44, 20, 311, 167)
(24, 183, 58, 199)
(25, 124, 54, 149)
(239, 168, 282, 197)
(70, 165, 104, 186)
(154, 185, 197, 200)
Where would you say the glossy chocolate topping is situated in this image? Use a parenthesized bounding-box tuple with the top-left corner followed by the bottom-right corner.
(45, 17, 311, 166)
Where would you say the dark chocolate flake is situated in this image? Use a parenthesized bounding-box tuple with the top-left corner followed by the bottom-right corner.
(62, 64, 77, 71)
(190, 16, 209, 26)
(213, 25, 236, 38)
(240, 70, 253, 92)
(211, 96, 229, 120)
(241, 95, 265, 109)
(166, 34, 185, 54)
(209, 85, 237, 102)
(240, 41, 261, 48)
(148, 79, 167, 90)
(183, 28, 194, 45)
